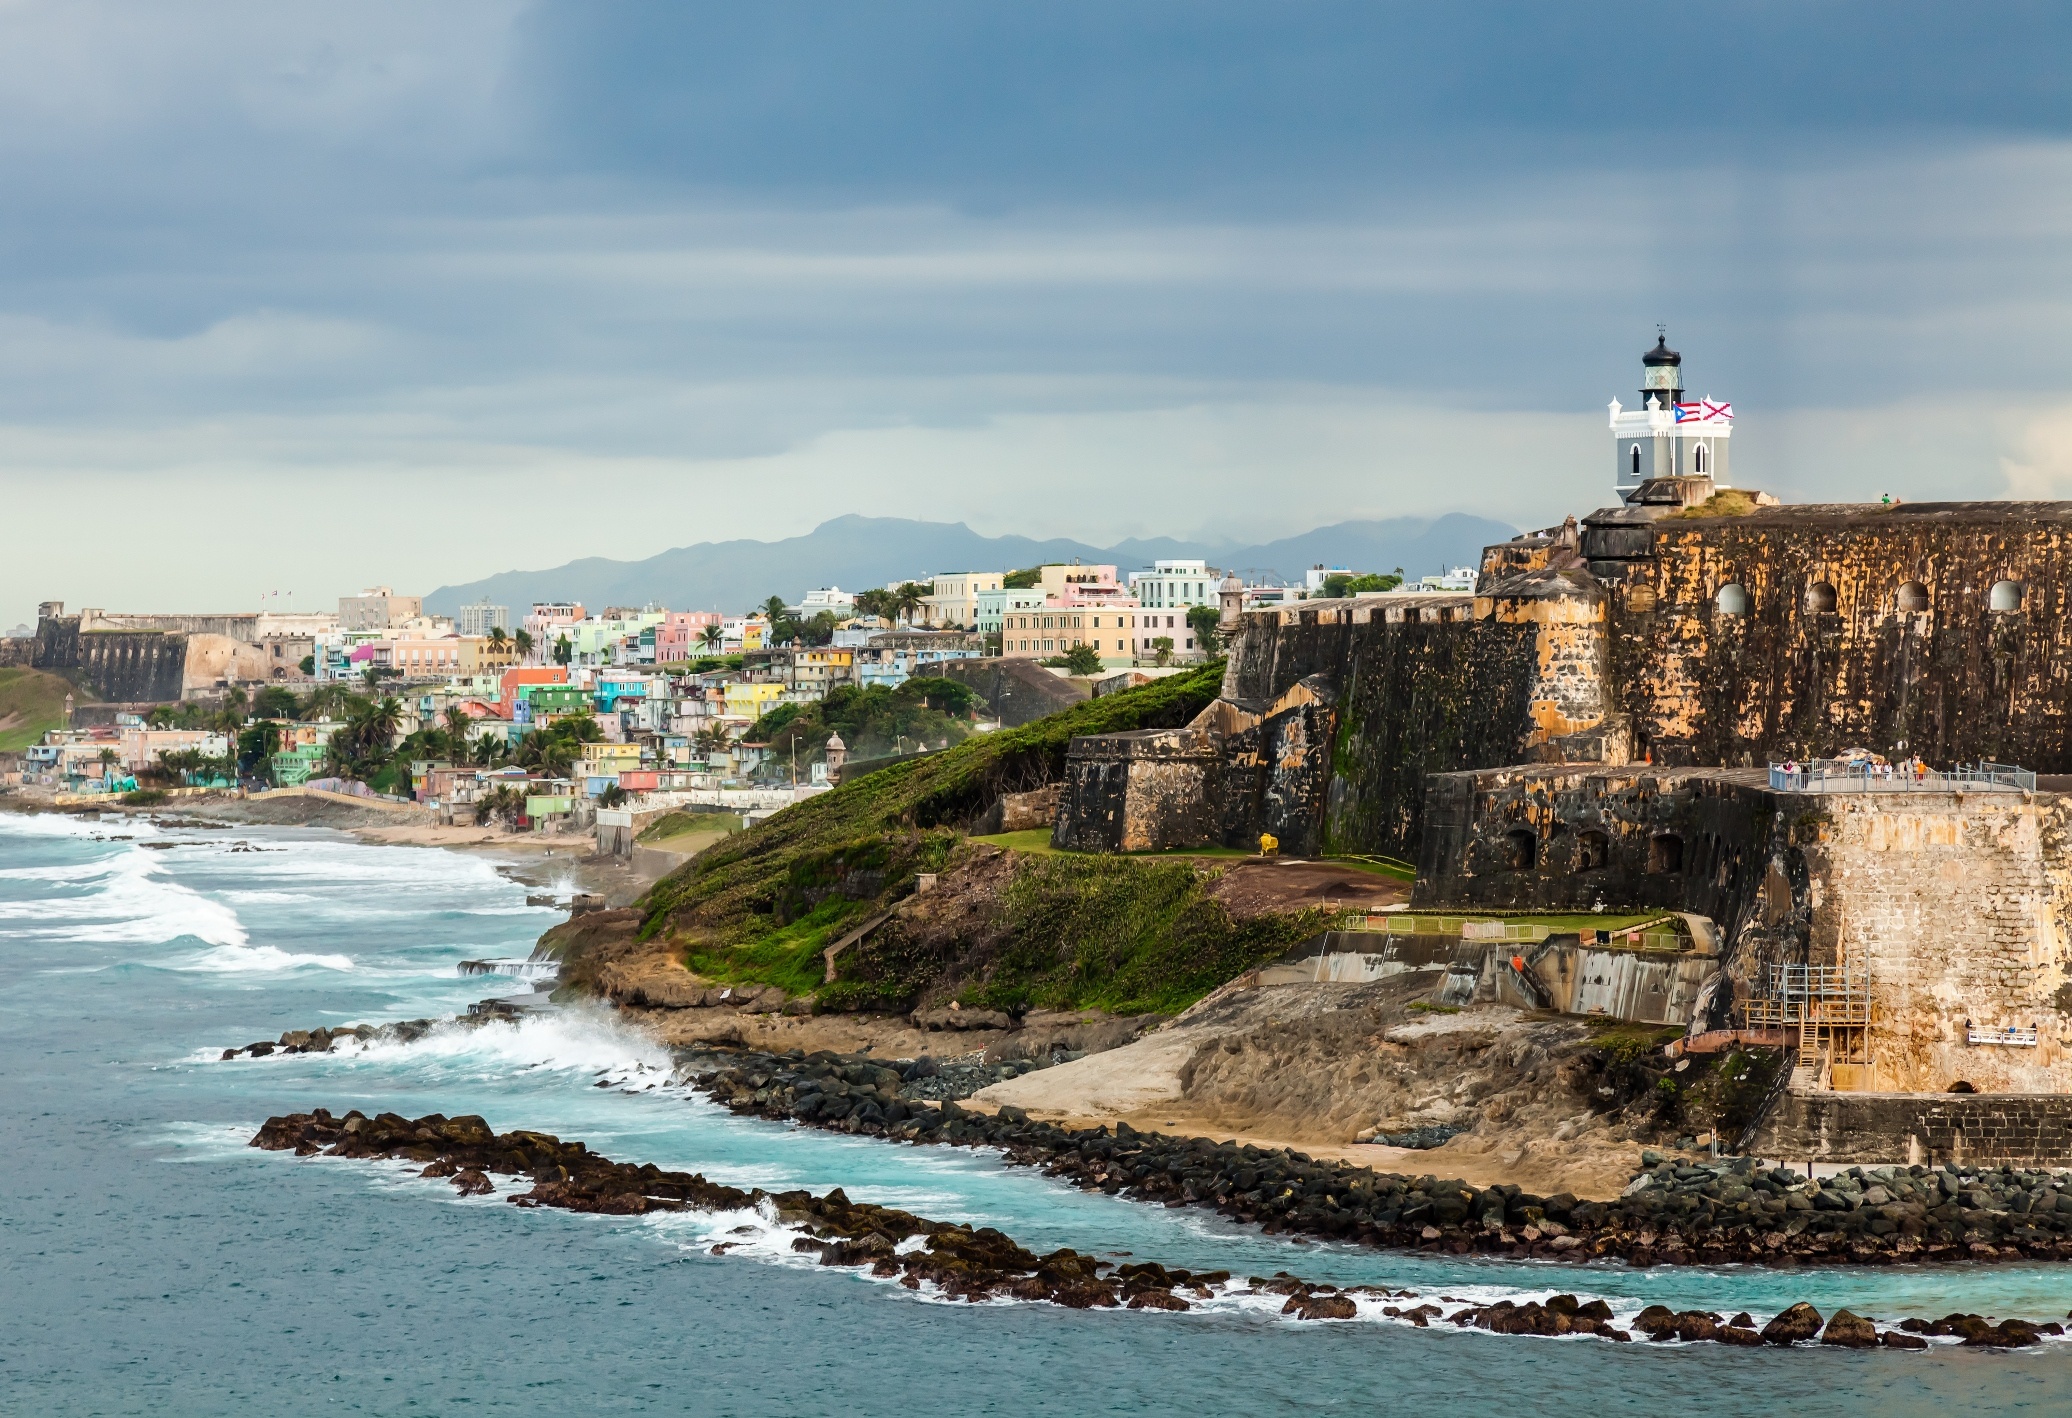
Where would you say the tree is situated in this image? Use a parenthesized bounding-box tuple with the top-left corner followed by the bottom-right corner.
(893, 581, 930, 624)
(236, 720, 282, 777)
(597, 782, 628, 808)
(1185, 604, 1222, 654)
(1001, 566, 1044, 590)
(488, 626, 507, 648)
(1042, 643, 1104, 676)
(761, 594, 789, 623)
(552, 634, 573, 667)
(479, 783, 523, 829)
(852, 588, 897, 622)
(701, 623, 724, 653)
(298, 654, 316, 676)
(514, 628, 534, 659)
(1319, 571, 1404, 599)
(253, 685, 300, 719)
(443, 705, 473, 756)
(361, 664, 383, 693)
(1151, 636, 1175, 667)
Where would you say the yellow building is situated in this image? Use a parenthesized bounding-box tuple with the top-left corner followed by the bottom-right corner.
(998, 605, 1136, 666)
(920, 571, 1002, 629)
(722, 680, 787, 723)
(457, 635, 518, 674)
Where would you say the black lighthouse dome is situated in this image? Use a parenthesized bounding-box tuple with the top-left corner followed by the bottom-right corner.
(1639, 331, 1683, 407)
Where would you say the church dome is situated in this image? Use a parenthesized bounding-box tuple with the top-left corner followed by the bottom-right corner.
(1642, 334, 1681, 367)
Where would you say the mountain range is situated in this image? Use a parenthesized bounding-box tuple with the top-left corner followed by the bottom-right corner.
(424, 513, 1518, 617)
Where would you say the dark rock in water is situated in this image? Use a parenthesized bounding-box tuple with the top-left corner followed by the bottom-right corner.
(246, 1042, 274, 1057)
(1761, 1302, 1823, 1344)
(1880, 1331, 1928, 1350)
(1717, 1326, 1765, 1346)
(1127, 1288, 1190, 1311)
(452, 1168, 495, 1196)
(1820, 1310, 1878, 1347)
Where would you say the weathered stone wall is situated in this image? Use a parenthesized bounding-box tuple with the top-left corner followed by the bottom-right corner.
(1755, 1090, 2072, 1168)
(1803, 791, 2072, 1094)
(1415, 767, 2072, 1094)
(1611, 502, 2072, 768)
(34, 613, 188, 703)
(1412, 766, 1777, 926)
(1050, 728, 1219, 852)
(933, 657, 1088, 727)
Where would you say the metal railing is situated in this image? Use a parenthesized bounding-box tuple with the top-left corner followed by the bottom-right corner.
(1768, 759, 2035, 793)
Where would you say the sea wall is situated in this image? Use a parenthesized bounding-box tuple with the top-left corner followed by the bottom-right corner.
(33, 612, 188, 703)
(1755, 1090, 2072, 1168)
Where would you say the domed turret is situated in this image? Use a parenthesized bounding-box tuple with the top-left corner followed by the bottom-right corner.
(1639, 332, 1682, 409)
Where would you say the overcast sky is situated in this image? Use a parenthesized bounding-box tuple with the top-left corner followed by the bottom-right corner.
(4, 1, 2072, 623)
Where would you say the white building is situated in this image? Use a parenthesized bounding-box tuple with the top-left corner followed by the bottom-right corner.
(794, 587, 857, 615)
(1128, 559, 1222, 611)
(1610, 332, 1733, 498)
(457, 600, 511, 636)
(919, 571, 1002, 629)
(1301, 565, 1352, 595)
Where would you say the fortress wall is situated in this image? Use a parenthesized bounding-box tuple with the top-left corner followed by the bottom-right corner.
(1614, 503, 2072, 768)
(1806, 791, 2072, 1094)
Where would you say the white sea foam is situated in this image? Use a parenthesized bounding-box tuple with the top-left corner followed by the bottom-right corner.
(0, 847, 251, 948)
(181, 940, 357, 972)
(352, 1006, 671, 1078)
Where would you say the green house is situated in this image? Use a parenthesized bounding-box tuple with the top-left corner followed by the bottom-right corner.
(270, 744, 327, 786)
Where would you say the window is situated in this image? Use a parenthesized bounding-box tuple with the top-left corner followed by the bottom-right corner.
(1715, 583, 1750, 615)
(1693, 444, 1706, 474)
(1630, 444, 1642, 479)
(1502, 829, 1538, 871)
(1990, 579, 2024, 612)
(1576, 829, 1610, 872)
(1649, 834, 1684, 874)
(1896, 581, 1929, 613)
(1806, 582, 1837, 613)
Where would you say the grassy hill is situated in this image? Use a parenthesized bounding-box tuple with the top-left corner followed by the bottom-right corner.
(0, 667, 83, 752)
(629, 662, 1338, 1015)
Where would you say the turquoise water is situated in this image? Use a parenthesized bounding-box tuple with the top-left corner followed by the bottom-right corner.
(2, 811, 2069, 1416)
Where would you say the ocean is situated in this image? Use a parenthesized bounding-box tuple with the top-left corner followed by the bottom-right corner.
(2, 809, 2068, 1416)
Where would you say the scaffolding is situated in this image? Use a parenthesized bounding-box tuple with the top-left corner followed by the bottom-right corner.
(1740, 960, 1872, 1080)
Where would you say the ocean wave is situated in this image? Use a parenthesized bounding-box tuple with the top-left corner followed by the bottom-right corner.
(1, 847, 250, 948)
(350, 1007, 672, 1078)
(180, 941, 357, 972)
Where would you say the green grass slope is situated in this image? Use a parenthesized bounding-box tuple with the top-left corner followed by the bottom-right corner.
(0, 667, 84, 751)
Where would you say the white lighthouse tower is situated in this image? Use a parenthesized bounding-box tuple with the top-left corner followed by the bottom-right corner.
(1609, 332, 1732, 498)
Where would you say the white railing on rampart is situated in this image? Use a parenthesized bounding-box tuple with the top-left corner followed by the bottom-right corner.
(1768, 760, 2035, 793)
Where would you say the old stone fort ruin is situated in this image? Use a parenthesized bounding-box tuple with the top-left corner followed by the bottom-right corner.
(1055, 336, 2072, 1163)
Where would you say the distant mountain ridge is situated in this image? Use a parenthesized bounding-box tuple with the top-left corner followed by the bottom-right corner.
(424, 512, 1518, 616)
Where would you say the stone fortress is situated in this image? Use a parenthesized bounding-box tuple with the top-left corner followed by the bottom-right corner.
(1054, 336, 2072, 1158)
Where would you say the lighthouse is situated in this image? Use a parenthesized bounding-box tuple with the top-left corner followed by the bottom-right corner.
(1608, 333, 1732, 498)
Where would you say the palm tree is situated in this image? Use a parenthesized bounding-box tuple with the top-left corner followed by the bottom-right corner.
(700, 623, 724, 654)
(552, 634, 572, 667)
(761, 595, 789, 622)
(443, 705, 472, 757)
(488, 625, 508, 649)
(514, 628, 534, 660)
(894, 582, 928, 624)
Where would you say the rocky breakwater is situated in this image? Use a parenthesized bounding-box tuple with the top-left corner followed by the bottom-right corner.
(686, 1048, 2072, 1271)
(251, 1109, 2050, 1348)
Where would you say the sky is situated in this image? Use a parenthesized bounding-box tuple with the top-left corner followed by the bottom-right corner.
(4, 1, 2072, 623)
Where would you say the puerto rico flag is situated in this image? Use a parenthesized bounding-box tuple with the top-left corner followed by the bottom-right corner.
(1674, 399, 1732, 423)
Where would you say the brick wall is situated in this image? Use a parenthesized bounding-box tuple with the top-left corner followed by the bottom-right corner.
(1758, 1090, 2072, 1167)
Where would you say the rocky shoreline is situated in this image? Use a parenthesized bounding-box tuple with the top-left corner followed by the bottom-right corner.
(684, 1046, 2072, 1272)
(250, 1108, 2061, 1349)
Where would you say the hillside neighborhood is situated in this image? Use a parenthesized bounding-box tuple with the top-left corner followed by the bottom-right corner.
(0, 555, 1467, 831)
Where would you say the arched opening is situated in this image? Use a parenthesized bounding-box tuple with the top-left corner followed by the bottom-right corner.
(1502, 829, 1538, 871)
(1715, 583, 1750, 615)
(1630, 444, 1641, 480)
(1649, 833, 1685, 874)
(1693, 444, 1706, 474)
(1989, 579, 2024, 612)
(1806, 582, 1838, 613)
(1575, 829, 1610, 872)
(1949, 1080, 1977, 1095)
(1896, 581, 1929, 613)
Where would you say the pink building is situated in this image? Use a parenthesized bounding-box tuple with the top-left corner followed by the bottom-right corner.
(656, 610, 725, 662)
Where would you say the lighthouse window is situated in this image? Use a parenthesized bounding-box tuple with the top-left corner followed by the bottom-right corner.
(1693, 445, 1706, 474)
(1990, 580, 2025, 612)
(1630, 444, 1641, 479)
(1716, 583, 1750, 615)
